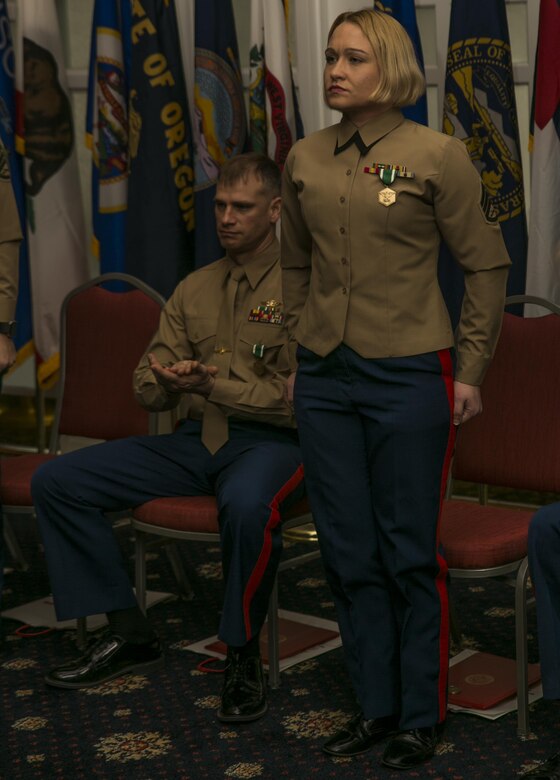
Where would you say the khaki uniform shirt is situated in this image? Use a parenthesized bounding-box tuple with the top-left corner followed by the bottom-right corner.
(0, 139, 23, 322)
(134, 238, 295, 428)
(281, 109, 511, 386)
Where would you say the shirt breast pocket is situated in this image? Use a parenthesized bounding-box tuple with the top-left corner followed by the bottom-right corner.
(185, 317, 217, 362)
(238, 323, 289, 378)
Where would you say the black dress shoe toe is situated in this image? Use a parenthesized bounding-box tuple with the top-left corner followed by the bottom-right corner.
(521, 753, 560, 779)
(382, 725, 442, 770)
(45, 633, 163, 689)
(323, 712, 399, 757)
(217, 651, 267, 723)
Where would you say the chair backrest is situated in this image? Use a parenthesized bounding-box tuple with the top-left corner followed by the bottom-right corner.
(50, 273, 165, 447)
(453, 296, 560, 493)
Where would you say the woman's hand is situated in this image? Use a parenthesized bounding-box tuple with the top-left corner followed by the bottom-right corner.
(453, 381, 482, 426)
(285, 370, 297, 405)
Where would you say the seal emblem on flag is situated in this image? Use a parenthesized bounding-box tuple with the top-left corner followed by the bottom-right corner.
(443, 37, 524, 224)
(193, 48, 246, 190)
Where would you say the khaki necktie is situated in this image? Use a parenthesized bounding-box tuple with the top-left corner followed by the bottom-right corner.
(201, 265, 245, 454)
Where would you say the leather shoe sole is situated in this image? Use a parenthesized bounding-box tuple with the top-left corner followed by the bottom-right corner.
(45, 634, 163, 689)
(323, 712, 399, 757)
(217, 698, 268, 723)
(382, 726, 441, 770)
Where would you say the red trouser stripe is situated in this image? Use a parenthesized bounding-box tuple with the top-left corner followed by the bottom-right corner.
(242, 463, 305, 640)
(436, 348, 456, 722)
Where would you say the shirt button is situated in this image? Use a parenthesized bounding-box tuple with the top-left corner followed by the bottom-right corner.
(342, 287, 347, 295)
(341, 257, 348, 265)
(339, 226, 345, 234)
(339, 196, 345, 204)
(346, 169, 352, 176)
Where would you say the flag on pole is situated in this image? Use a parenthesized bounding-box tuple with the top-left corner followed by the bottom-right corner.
(86, 0, 131, 275)
(15, 0, 88, 388)
(439, 0, 527, 324)
(249, 0, 304, 166)
(0, 1, 31, 368)
(194, 0, 247, 267)
(525, 0, 560, 313)
(373, 0, 428, 125)
(126, 0, 195, 299)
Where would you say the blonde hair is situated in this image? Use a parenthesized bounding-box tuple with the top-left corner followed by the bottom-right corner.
(327, 9, 425, 108)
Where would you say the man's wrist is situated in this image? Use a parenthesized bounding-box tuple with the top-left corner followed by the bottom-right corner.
(197, 375, 215, 397)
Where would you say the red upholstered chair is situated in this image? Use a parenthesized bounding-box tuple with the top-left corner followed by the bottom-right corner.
(1, 273, 165, 633)
(440, 295, 560, 736)
(131, 495, 318, 687)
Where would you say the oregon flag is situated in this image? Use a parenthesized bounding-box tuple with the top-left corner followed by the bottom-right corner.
(439, 0, 527, 323)
(126, 0, 195, 298)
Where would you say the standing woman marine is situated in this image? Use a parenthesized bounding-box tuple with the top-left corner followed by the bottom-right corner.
(281, 8, 510, 771)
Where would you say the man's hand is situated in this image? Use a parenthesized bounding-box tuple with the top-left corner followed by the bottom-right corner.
(0, 333, 15, 374)
(453, 381, 482, 426)
(148, 354, 218, 397)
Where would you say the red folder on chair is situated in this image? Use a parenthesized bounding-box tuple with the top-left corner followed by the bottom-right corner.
(448, 652, 541, 710)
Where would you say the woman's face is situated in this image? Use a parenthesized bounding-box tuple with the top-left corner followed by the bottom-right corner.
(324, 21, 385, 126)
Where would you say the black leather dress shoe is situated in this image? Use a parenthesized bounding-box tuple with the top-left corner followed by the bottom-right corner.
(521, 753, 560, 779)
(45, 633, 163, 689)
(323, 712, 399, 757)
(382, 725, 442, 770)
(217, 650, 267, 723)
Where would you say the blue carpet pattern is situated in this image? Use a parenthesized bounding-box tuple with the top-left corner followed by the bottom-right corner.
(1, 515, 559, 780)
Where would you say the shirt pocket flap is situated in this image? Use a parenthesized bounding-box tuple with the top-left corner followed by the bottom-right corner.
(239, 323, 286, 350)
(186, 317, 217, 344)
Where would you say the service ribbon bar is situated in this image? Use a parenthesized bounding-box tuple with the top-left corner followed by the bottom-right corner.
(363, 163, 415, 179)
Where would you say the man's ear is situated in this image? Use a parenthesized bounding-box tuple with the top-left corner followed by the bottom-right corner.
(269, 195, 282, 224)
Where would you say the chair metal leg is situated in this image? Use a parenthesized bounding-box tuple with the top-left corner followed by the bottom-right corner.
(449, 593, 463, 649)
(135, 530, 148, 614)
(164, 543, 194, 601)
(515, 557, 531, 737)
(3, 516, 29, 571)
(267, 577, 281, 689)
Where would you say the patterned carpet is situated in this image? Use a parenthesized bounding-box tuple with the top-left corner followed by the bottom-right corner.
(1, 513, 559, 780)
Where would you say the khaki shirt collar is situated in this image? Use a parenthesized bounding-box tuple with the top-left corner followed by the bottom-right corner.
(334, 108, 405, 155)
(225, 236, 279, 291)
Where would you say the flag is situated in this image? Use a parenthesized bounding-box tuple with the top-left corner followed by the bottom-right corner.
(15, 0, 88, 388)
(373, 0, 428, 125)
(0, 1, 31, 368)
(126, 0, 195, 299)
(439, 0, 527, 324)
(249, 0, 304, 166)
(525, 0, 560, 314)
(86, 0, 131, 275)
(193, 0, 247, 267)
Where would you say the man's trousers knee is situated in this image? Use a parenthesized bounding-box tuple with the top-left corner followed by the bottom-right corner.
(31, 421, 304, 646)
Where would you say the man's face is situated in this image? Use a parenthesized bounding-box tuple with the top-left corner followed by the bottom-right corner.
(214, 173, 280, 260)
